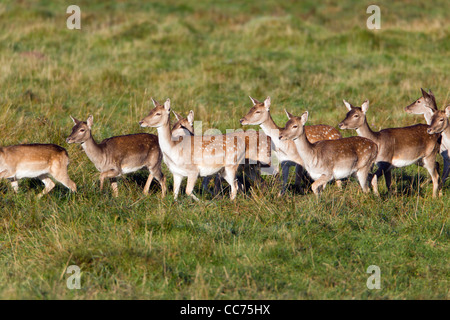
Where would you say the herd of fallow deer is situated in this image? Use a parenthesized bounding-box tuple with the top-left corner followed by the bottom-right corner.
(1, 88, 449, 200)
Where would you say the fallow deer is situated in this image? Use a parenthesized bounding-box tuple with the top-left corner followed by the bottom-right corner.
(0, 144, 77, 197)
(426, 104, 450, 186)
(66, 115, 166, 197)
(139, 98, 246, 201)
(405, 88, 449, 185)
(240, 96, 342, 195)
(279, 111, 378, 196)
(339, 100, 441, 198)
(171, 109, 272, 196)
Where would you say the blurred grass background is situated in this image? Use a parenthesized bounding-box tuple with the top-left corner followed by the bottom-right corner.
(0, 0, 448, 299)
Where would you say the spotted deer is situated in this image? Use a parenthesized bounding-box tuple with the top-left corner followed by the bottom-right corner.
(339, 100, 441, 198)
(0, 144, 77, 197)
(139, 98, 246, 201)
(426, 104, 450, 186)
(66, 115, 166, 197)
(405, 88, 449, 185)
(171, 109, 272, 195)
(240, 96, 342, 195)
(279, 111, 378, 196)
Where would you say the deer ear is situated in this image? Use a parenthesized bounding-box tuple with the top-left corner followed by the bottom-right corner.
(361, 100, 370, 114)
(445, 106, 450, 118)
(428, 89, 434, 98)
(421, 88, 429, 99)
(264, 96, 271, 111)
(164, 98, 171, 112)
(343, 100, 352, 111)
(249, 96, 259, 106)
(187, 110, 194, 125)
(300, 111, 309, 125)
(151, 97, 160, 108)
(70, 115, 79, 124)
(86, 115, 93, 129)
(172, 111, 182, 121)
(284, 109, 293, 120)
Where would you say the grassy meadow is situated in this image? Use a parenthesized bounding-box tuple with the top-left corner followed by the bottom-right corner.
(0, 0, 449, 299)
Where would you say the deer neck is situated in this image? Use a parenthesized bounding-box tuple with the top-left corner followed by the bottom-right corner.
(293, 131, 316, 165)
(356, 118, 378, 142)
(156, 118, 177, 154)
(81, 133, 105, 168)
(260, 113, 281, 144)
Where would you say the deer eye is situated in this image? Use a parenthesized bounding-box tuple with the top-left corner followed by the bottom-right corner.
(353, 114, 359, 118)
(255, 111, 260, 114)
(292, 125, 298, 129)
(80, 129, 85, 132)
(440, 118, 444, 122)
(156, 113, 161, 116)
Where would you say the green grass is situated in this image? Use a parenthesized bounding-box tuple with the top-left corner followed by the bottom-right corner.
(0, 0, 449, 299)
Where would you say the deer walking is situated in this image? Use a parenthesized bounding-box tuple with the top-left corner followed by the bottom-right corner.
(339, 100, 441, 198)
(240, 96, 342, 195)
(66, 115, 166, 197)
(0, 144, 77, 197)
(172, 110, 272, 196)
(426, 104, 450, 187)
(405, 88, 449, 185)
(279, 111, 378, 196)
(139, 98, 246, 201)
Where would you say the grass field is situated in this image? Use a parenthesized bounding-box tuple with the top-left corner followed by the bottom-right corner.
(0, 0, 449, 299)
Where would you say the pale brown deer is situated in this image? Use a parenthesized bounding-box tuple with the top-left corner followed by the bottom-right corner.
(66, 115, 166, 197)
(240, 96, 342, 195)
(405, 88, 449, 185)
(426, 104, 450, 185)
(139, 98, 246, 201)
(279, 111, 378, 196)
(0, 144, 77, 197)
(171, 109, 272, 196)
(339, 100, 441, 198)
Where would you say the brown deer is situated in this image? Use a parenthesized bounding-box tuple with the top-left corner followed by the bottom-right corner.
(405, 88, 449, 185)
(139, 98, 246, 201)
(240, 96, 342, 195)
(339, 100, 441, 198)
(426, 104, 450, 185)
(0, 144, 77, 197)
(279, 111, 378, 196)
(171, 109, 272, 196)
(66, 115, 166, 197)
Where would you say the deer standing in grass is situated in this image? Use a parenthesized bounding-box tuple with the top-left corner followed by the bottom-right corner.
(139, 98, 246, 201)
(172, 109, 272, 196)
(279, 111, 378, 196)
(405, 88, 449, 185)
(240, 96, 342, 195)
(66, 115, 166, 197)
(339, 100, 441, 198)
(426, 104, 450, 186)
(0, 144, 76, 197)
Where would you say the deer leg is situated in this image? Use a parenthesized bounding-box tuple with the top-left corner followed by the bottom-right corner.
(149, 166, 166, 198)
(38, 176, 56, 198)
(10, 179, 19, 193)
(111, 178, 119, 197)
(222, 166, 239, 200)
(311, 175, 331, 196)
(185, 172, 199, 201)
(278, 161, 291, 196)
(201, 176, 212, 195)
(374, 162, 392, 193)
(356, 167, 371, 193)
(423, 155, 441, 198)
(99, 169, 120, 194)
(441, 149, 450, 186)
(143, 174, 153, 195)
(172, 173, 183, 201)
